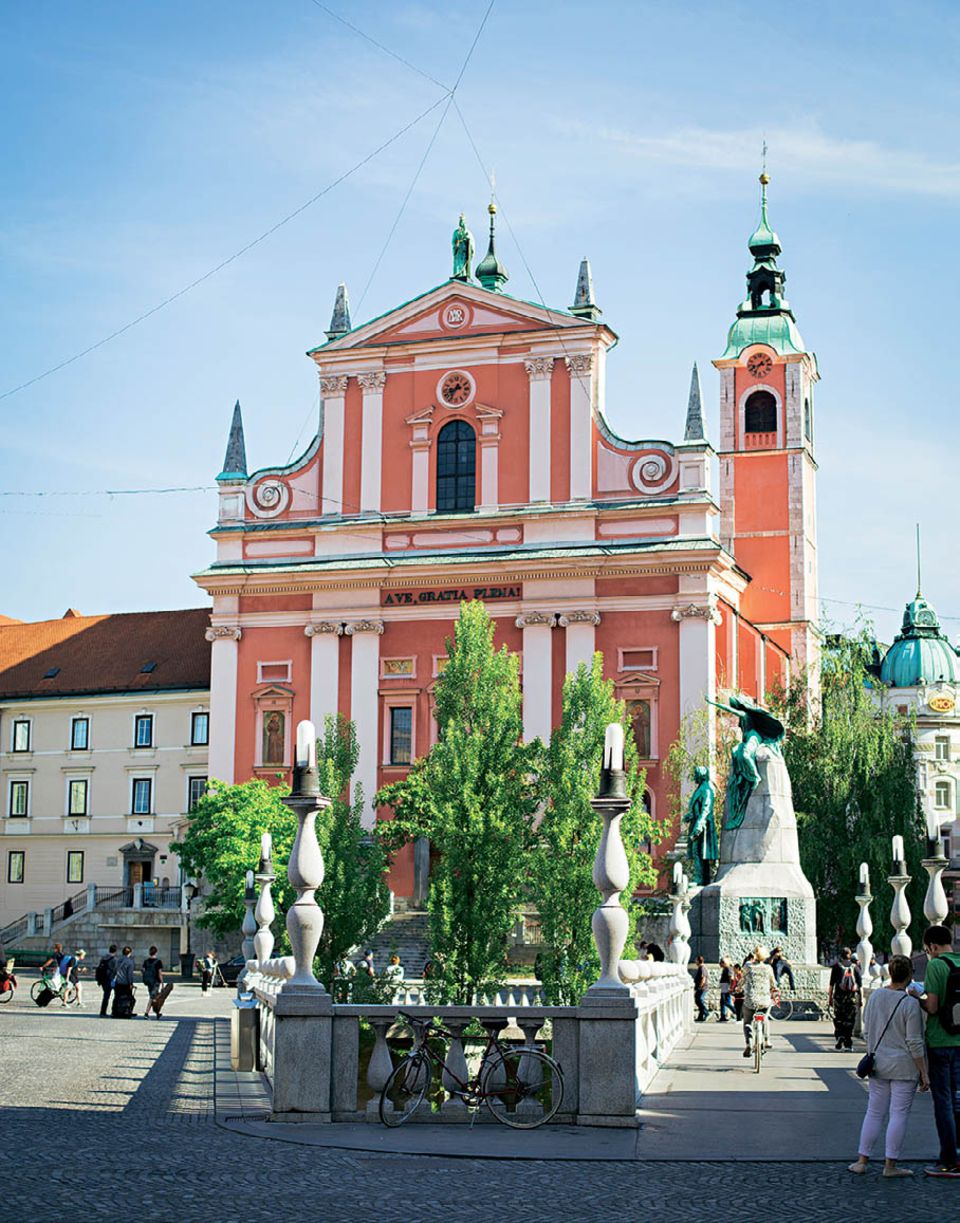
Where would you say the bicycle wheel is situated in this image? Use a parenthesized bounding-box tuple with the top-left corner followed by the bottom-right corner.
(30, 980, 46, 1003)
(61, 984, 78, 1006)
(0, 984, 14, 1003)
(379, 1052, 431, 1127)
(481, 1047, 564, 1129)
(754, 1029, 763, 1074)
(770, 998, 793, 1021)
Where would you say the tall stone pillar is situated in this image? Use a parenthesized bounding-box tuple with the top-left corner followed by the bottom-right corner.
(305, 622, 342, 731)
(205, 625, 241, 783)
(320, 374, 349, 515)
(671, 598, 720, 760)
(358, 371, 386, 512)
(525, 357, 554, 502)
(516, 612, 553, 743)
(566, 353, 594, 500)
(345, 619, 384, 828)
(559, 610, 600, 675)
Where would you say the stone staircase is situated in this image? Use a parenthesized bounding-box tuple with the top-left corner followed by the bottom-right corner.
(363, 910, 431, 976)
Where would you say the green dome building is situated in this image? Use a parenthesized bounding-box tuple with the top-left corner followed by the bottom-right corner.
(880, 595, 960, 688)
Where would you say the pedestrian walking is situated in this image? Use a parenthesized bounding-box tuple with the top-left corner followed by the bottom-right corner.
(112, 946, 135, 1018)
(97, 945, 118, 1017)
(199, 950, 218, 994)
(731, 963, 745, 1021)
(357, 949, 375, 978)
(68, 950, 86, 1007)
(385, 954, 405, 985)
(848, 954, 929, 1178)
(718, 957, 736, 1022)
(141, 946, 164, 1017)
(828, 947, 862, 1051)
(693, 955, 709, 1022)
(911, 924, 960, 1178)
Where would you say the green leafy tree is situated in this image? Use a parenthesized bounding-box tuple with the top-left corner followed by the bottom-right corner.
(770, 627, 924, 950)
(175, 715, 390, 986)
(377, 601, 539, 1003)
(530, 656, 659, 1004)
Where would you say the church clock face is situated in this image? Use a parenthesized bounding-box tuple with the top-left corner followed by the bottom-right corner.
(439, 370, 474, 407)
(746, 353, 773, 379)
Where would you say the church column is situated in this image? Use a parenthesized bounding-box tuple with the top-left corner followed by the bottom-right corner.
(566, 353, 594, 500)
(320, 375, 349, 514)
(304, 622, 342, 730)
(516, 612, 554, 742)
(525, 357, 554, 502)
(671, 597, 721, 761)
(358, 372, 386, 512)
(205, 625, 241, 784)
(558, 610, 601, 675)
(345, 619, 384, 828)
(476, 407, 503, 512)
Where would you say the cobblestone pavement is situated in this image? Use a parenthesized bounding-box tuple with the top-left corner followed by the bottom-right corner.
(4, 996, 958, 1222)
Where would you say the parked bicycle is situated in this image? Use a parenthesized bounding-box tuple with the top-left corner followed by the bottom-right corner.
(30, 970, 78, 1007)
(0, 961, 16, 1004)
(380, 1010, 564, 1129)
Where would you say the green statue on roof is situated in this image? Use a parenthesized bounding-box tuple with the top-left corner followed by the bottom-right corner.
(708, 694, 785, 831)
(452, 213, 474, 282)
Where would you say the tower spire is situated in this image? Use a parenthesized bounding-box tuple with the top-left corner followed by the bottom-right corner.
(218, 400, 247, 481)
(916, 522, 922, 597)
(475, 200, 508, 292)
(684, 362, 705, 441)
(569, 257, 601, 321)
(325, 283, 352, 341)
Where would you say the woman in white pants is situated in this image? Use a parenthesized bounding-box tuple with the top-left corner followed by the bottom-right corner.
(849, 954, 929, 1178)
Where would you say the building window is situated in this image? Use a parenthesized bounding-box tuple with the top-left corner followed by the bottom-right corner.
(934, 780, 952, 810)
(134, 714, 154, 748)
(256, 661, 292, 684)
(436, 420, 476, 513)
(132, 778, 152, 815)
(935, 736, 950, 762)
(627, 700, 653, 759)
(191, 712, 209, 746)
(619, 647, 658, 672)
(9, 780, 29, 818)
(71, 717, 89, 751)
(382, 658, 415, 678)
(804, 397, 813, 443)
(67, 851, 84, 884)
(68, 780, 89, 817)
(188, 776, 207, 812)
(7, 851, 24, 883)
(12, 719, 31, 753)
(389, 707, 413, 765)
(744, 390, 777, 434)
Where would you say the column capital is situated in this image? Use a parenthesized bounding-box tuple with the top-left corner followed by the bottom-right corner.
(558, 610, 601, 628)
(319, 374, 349, 396)
(524, 356, 556, 381)
(671, 601, 722, 626)
(344, 619, 385, 636)
(564, 353, 594, 376)
(205, 625, 242, 642)
(304, 621, 343, 637)
(357, 371, 387, 392)
(515, 612, 555, 629)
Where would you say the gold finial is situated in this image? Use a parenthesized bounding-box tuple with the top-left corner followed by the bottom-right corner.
(488, 200, 497, 215)
(759, 172, 770, 186)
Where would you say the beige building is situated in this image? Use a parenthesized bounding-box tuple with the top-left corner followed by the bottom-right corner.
(0, 609, 210, 963)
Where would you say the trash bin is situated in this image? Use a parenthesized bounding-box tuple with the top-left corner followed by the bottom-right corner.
(231, 997, 259, 1072)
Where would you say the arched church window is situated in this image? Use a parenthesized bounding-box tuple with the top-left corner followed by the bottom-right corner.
(436, 420, 476, 512)
(744, 390, 777, 434)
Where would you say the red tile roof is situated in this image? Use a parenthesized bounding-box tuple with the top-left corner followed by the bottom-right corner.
(0, 609, 211, 699)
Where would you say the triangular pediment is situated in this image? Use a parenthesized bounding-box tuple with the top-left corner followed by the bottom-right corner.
(312, 281, 590, 354)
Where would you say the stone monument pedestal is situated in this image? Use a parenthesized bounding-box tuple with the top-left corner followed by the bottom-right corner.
(693, 745, 816, 965)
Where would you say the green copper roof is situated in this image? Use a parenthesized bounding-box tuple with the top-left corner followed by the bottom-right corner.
(880, 594, 960, 687)
(475, 203, 508, 292)
(721, 310, 806, 358)
(748, 177, 781, 253)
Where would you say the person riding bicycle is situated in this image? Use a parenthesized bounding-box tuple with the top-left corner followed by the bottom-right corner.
(40, 943, 73, 989)
(741, 943, 777, 1059)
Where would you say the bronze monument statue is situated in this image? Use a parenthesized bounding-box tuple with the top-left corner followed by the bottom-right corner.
(684, 765, 718, 885)
(708, 694, 784, 831)
(451, 214, 475, 282)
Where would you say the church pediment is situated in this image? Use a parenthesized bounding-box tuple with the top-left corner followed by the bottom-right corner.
(312, 282, 587, 354)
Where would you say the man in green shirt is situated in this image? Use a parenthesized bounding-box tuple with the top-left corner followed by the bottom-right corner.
(914, 925, 960, 1178)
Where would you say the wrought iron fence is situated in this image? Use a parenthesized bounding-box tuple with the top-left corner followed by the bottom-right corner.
(95, 886, 133, 909)
(50, 888, 89, 926)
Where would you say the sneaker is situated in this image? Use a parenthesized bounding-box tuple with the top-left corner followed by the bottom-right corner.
(742, 1048, 752, 1058)
(923, 1165, 960, 1178)
(835, 1040, 843, 1050)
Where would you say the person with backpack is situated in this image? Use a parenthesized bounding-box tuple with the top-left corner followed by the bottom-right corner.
(828, 947, 862, 1051)
(112, 946, 135, 1018)
(848, 954, 929, 1178)
(693, 955, 709, 1022)
(96, 945, 118, 1017)
(910, 924, 960, 1178)
(68, 949, 86, 1007)
(141, 946, 164, 1017)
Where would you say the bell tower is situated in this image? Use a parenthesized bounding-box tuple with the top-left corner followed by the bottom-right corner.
(714, 175, 820, 677)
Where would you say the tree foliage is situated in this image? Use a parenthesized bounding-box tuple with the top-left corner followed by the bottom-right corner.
(530, 656, 659, 1004)
(770, 628, 924, 949)
(175, 715, 389, 986)
(377, 601, 539, 1003)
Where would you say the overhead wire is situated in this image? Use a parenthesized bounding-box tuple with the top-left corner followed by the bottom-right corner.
(306, 0, 450, 91)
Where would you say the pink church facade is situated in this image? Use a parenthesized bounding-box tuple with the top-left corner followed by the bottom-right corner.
(194, 193, 816, 899)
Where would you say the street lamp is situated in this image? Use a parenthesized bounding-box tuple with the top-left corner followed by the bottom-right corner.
(180, 878, 199, 979)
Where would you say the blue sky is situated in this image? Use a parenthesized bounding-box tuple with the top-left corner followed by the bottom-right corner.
(2, 1, 958, 645)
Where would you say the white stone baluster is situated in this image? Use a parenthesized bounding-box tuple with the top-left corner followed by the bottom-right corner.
(441, 1019, 470, 1115)
(253, 833, 275, 969)
(515, 1017, 544, 1120)
(667, 864, 692, 967)
(239, 869, 257, 991)
(281, 721, 332, 994)
(922, 857, 949, 926)
(889, 836, 912, 957)
(855, 863, 874, 981)
(366, 1018, 394, 1117)
(587, 724, 631, 997)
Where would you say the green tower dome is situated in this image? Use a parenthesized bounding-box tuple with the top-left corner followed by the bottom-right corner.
(880, 594, 960, 687)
